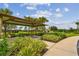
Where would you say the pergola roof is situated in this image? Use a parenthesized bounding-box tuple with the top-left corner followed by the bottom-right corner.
(0, 14, 47, 26)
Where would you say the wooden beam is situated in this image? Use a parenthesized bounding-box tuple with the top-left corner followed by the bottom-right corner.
(4, 21, 30, 26)
(0, 13, 47, 27)
(0, 14, 24, 20)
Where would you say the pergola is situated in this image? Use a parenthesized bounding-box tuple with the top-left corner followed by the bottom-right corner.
(0, 14, 47, 37)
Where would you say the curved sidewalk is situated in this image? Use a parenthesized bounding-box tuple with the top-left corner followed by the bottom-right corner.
(44, 36, 79, 56)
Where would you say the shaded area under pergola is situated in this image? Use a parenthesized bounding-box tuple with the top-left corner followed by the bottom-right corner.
(0, 14, 47, 37)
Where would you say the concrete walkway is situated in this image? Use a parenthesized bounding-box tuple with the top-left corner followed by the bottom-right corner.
(43, 36, 79, 56)
(43, 40, 55, 49)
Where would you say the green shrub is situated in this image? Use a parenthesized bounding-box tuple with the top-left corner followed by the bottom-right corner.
(48, 31, 66, 38)
(0, 38, 8, 56)
(42, 34, 62, 43)
(10, 31, 44, 37)
(53, 32, 67, 38)
(65, 33, 79, 37)
(8, 37, 46, 56)
(44, 30, 79, 43)
(42, 31, 67, 43)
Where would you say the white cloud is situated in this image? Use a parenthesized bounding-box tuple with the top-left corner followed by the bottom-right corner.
(30, 10, 52, 17)
(16, 12, 20, 16)
(21, 3, 51, 7)
(26, 6, 36, 10)
(20, 3, 38, 10)
(26, 9, 75, 29)
(38, 3, 51, 6)
(56, 8, 61, 12)
(21, 3, 38, 7)
(55, 8, 64, 18)
(55, 12, 63, 18)
(47, 3, 51, 6)
(64, 8, 69, 12)
(29, 9, 63, 18)
(56, 8, 69, 13)
(21, 3, 51, 10)
(4, 3, 9, 8)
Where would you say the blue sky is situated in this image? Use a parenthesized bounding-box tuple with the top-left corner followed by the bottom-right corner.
(0, 3, 79, 29)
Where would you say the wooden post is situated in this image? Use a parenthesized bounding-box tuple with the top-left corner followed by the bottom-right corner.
(4, 24, 7, 37)
(0, 18, 3, 38)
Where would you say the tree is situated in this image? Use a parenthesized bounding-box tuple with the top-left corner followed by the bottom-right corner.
(38, 17, 48, 23)
(76, 22, 79, 30)
(24, 16, 48, 32)
(38, 17, 48, 31)
(70, 27, 73, 30)
(49, 26, 58, 31)
(0, 8, 12, 15)
(0, 8, 17, 30)
(24, 16, 34, 30)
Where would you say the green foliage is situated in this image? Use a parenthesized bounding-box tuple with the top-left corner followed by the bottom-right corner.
(0, 38, 8, 56)
(42, 31, 67, 43)
(49, 26, 58, 31)
(10, 31, 44, 37)
(41, 33, 66, 43)
(65, 32, 79, 37)
(52, 32, 67, 38)
(8, 37, 46, 56)
(24, 16, 48, 27)
(42, 34, 60, 42)
(0, 8, 12, 15)
(76, 22, 79, 24)
(45, 30, 79, 43)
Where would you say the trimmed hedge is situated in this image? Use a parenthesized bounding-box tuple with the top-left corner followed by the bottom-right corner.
(41, 34, 61, 43)
(41, 32, 67, 43)
(9, 31, 45, 37)
(42, 31, 79, 43)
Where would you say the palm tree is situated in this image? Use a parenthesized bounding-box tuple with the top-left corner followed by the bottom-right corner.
(0, 8, 17, 30)
(38, 17, 48, 23)
(38, 17, 48, 31)
(0, 8, 12, 15)
(24, 16, 34, 30)
(24, 16, 48, 31)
